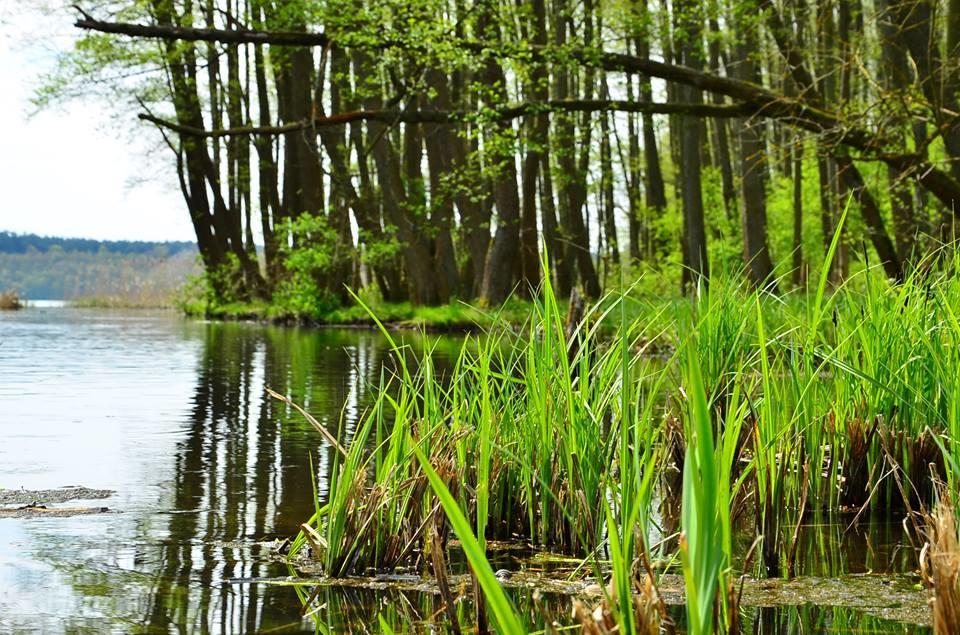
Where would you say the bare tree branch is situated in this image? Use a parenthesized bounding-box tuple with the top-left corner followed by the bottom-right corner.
(75, 15, 331, 47)
(138, 100, 757, 137)
(76, 11, 960, 207)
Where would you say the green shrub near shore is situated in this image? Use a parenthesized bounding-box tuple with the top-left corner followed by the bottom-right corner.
(181, 291, 553, 330)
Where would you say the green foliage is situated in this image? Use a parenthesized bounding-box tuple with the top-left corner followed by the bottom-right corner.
(283, 248, 960, 629)
(274, 215, 347, 318)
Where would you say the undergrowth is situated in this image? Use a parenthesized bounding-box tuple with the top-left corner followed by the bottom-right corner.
(275, 246, 960, 633)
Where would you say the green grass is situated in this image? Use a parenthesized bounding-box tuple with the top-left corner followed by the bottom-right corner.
(183, 296, 540, 329)
(280, 247, 960, 632)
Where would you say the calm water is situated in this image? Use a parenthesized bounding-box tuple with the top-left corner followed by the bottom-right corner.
(0, 308, 931, 633)
(0, 307, 462, 633)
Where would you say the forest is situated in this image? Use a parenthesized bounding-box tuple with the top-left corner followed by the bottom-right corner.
(0, 231, 195, 257)
(56, 0, 960, 314)
(22, 0, 960, 632)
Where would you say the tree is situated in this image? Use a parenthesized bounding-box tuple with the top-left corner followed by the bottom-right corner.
(66, 0, 960, 311)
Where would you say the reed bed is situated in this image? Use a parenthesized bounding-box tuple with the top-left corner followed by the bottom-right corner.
(0, 290, 22, 310)
(281, 249, 960, 633)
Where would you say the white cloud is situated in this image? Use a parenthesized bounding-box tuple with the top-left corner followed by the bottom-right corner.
(0, 3, 195, 242)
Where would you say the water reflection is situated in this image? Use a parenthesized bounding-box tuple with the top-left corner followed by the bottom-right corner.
(745, 605, 929, 634)
(142, 322, 462, 632)
(0, 309, 463, 632)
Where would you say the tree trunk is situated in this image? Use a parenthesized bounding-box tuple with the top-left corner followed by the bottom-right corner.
(153, 0, 266, 300)
(635, 0, 668, 261)
(734, 1, 777, 290)
(479, 0, 523, 305)
(366, 109, 441, 304)
(249, 2, 280, 283)
(423, 69, 461, 301)
(879, 0, 920, 262)
(551, 0, 601, 298)
(324, 45, 356, 304)
(792, 138, 805, 286)
(708, 14, 736, 220)
(600, 104, 620, 267)
(518, 0, 549, 292)
(676, 0, 709, 287)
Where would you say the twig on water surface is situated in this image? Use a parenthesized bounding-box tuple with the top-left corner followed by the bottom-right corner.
(266, 387, 347, 456)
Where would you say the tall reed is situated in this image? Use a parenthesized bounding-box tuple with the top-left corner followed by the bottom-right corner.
(285, 238, 960, 632)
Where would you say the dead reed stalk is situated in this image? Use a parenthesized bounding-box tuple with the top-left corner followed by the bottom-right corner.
(0, 291, 22, 310)
(922, 504, 960, 634)
(570, 573, 661, 635)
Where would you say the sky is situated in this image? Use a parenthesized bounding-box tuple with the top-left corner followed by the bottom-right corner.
(0, 3, 195, 242)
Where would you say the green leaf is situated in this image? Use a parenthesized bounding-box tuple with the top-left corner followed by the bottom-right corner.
(413, 445, 524, 635)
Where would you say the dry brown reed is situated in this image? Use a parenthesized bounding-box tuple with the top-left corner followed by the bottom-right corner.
(922, 504, 960, 634)
(570, 573, 662, 635)
(0, 291, 22, 310)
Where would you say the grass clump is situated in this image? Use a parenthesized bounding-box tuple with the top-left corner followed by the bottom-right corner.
(0, 291, 22, 310)
(281, 247, 960, 632)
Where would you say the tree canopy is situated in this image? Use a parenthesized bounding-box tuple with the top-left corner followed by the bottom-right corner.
(49, 0, 960, 307)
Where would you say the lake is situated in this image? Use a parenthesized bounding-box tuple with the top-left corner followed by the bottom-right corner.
(0, 306, 466, 632)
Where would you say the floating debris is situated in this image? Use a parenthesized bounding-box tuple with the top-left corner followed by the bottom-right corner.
(0, 486, 115, 518)
(0, 505, 113, 518)
(0, 486, 114, 506)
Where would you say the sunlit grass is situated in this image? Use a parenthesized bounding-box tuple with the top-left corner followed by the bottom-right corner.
(282, 242, 960, 632)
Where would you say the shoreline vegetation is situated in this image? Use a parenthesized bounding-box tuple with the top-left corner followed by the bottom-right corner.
(267, 250, 960, 633)
(0, 291, 22, 310)
(180, 295, 553, 331)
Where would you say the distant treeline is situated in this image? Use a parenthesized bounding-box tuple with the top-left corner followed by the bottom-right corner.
(0, 231, 196, 257)
(0, 232, 200, 303)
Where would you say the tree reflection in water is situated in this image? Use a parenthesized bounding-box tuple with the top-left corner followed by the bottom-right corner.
(143, 322, 461, 632)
